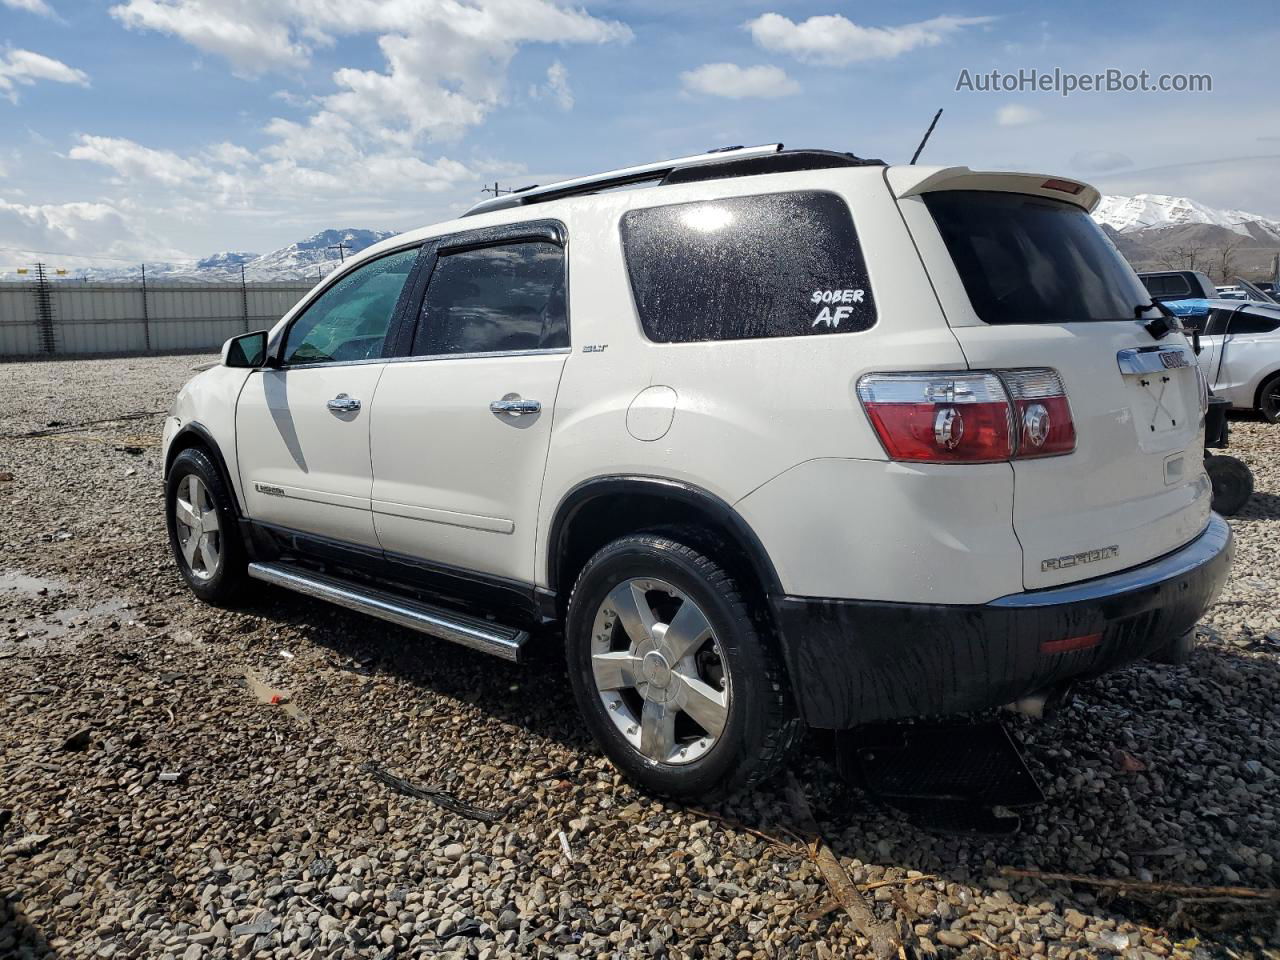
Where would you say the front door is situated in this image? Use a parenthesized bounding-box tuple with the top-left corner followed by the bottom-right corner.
(237, 246, 421, 548)
(370, 233, 569, 583)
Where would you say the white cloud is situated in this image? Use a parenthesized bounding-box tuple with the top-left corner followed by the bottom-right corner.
(531, 60, 574, 111)
(0, 196, 175, 266)
(0, 49, 90, 103)
(110, 0, 310, 72)
(69, 130, 474, 210)
(746, 12, 994, 66)
(681, 62, 799, 99)
(996, 104, 1041, 126)
(109, 0, 628, 145)
(69, 135, 209, 185)
(2, 0, 56, 16)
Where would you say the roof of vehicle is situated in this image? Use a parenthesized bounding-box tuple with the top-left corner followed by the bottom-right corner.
(462, 143, 885, 217)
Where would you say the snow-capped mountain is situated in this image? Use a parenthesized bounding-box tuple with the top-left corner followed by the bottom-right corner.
(64, 228, 395, 283)
(241, 229, 395, 281)
(1094, 194, 1280, 242)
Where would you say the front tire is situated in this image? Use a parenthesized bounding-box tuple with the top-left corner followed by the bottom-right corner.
(165, 447, 246, 604)
(565, 534, 798, 801)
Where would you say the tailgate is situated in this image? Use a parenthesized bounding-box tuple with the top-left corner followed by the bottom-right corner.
(891, 170, 1212, 589)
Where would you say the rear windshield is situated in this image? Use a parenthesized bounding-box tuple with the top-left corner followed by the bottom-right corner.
(924, 190, 1150, 325)
(620, 191, 876, 343)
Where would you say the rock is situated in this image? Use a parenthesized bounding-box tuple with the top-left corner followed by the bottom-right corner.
(497, 910, 520, 932)
(936, 930, 968, 948)
(442, 843, 465, 862)
(1064, 909, 1089, 930)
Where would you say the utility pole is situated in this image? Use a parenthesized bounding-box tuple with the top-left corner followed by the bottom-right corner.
(480, 181, 512, 197)
(240, 263, 250, 332)
(327, 241, 350, 263)
(140, 263, 152, 352)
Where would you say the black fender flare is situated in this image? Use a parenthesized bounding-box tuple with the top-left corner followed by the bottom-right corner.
(545, 475, 783, 598)
(165, 421, 243, 516)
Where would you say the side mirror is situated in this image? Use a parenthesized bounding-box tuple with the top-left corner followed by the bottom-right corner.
(222, 330, 268, 368)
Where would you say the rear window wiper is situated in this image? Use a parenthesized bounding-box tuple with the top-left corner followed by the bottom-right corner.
(1137, 300, 1184, 341)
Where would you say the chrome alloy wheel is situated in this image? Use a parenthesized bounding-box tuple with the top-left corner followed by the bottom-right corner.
(173, 474, 221, 581)
(590, 578, 730, 765)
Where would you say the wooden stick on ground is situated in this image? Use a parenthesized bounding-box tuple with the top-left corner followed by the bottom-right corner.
(1000, 867, 1280, 901)
(786, 773, 903, 960)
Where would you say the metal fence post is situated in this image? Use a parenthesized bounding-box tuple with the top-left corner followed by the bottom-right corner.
(241, 264, 250, 332)
(140, 263, 152, 351)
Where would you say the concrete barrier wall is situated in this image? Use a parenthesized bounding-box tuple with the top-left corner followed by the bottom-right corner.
(0, 281, 316, 358)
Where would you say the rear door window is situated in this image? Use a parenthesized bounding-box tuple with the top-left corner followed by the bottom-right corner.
(1229, 308, 1280, 335)
(620, 191, 876, 343)
(413, 241, 568, 356)
(924, 191, 1151, 325)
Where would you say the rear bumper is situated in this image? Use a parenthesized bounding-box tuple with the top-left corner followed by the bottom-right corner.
(772, 515, 1233, 729)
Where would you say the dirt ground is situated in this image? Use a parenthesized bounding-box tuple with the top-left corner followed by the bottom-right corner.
(1, 354, 1277, 959)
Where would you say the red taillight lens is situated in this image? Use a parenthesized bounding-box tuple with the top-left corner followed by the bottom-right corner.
(857, 372, 1014, 463)
(1002, 368, 1076, 458)
(857, 368, 1075, 463)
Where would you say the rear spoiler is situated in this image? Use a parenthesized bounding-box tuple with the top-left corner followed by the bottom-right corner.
(887, 166, 1101, 213)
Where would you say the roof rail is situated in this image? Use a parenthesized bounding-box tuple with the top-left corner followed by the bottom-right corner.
(463, 143, 784, 217)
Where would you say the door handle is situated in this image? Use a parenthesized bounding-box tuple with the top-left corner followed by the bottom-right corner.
(490, 396, 541, 417)
(326, 393, 361, 413)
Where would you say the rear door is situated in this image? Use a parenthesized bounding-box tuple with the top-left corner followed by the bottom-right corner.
(369, 224, 570, 583)
(895, 177, 1211, 590)
(1218, 305, 1280, 403)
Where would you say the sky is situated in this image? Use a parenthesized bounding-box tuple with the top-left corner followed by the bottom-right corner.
(1, 0, 1277, 271)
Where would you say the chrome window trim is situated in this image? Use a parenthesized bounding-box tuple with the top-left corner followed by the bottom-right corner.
(270, 346, 572, 371)
(989, 514, 1231, 608)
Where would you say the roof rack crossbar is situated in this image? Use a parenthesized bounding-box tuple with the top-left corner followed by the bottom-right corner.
(463, 143, 784, 217)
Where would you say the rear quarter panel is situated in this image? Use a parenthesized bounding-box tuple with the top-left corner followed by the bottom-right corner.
(534, 167, 1014, 596)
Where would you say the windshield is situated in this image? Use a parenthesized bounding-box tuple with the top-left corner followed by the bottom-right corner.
(924, 190, 1151, 325)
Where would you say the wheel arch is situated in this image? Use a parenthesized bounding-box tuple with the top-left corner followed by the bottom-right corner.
(1252, 366, 1280, 411)
(546, 476, 783, 615)
(164, 422, 243, 517)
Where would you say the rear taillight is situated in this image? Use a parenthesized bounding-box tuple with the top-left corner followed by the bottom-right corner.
(1002, 368, 1075, 458)
(857, 368, 1075, 463)
(856, 372, 1014, 463)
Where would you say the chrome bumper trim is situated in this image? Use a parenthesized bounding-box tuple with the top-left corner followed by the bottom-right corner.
(989, 514, 1232, 609)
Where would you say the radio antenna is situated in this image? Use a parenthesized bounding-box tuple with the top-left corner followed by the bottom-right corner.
(910, 108, 943, 165)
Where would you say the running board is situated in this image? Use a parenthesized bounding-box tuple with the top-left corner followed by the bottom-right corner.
(247, 561, 529, 662)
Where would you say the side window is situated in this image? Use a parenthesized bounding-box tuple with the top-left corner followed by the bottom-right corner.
(413, 241, 567, 356)
(1143, 276, 1169, 297)
(282, 247, 419, 365)
(1228, 309, 1280, 336)
(1204, 308, 1235, 337)
(620, 191, 875, 343)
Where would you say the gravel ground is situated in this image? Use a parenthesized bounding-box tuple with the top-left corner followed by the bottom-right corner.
(1, 354, 1277, 960)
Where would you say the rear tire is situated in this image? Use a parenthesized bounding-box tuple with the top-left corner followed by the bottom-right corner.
(1259, 373, 1280, 424)
(565, 534, 799, 801)
(1205, 454, 1253, 516)
(166, 447, 247, 604)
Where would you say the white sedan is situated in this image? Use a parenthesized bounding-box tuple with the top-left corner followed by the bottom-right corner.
(1174, 299, 1280, 422)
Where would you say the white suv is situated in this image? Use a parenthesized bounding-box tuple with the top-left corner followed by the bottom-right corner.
(162, 144, 1233, 800)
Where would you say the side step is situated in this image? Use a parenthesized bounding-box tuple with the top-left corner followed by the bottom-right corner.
(247, 561, 529, 662)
